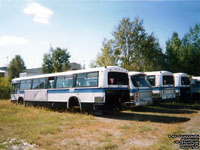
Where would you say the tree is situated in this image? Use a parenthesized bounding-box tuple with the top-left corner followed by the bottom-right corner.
(92, 39, 118, 67)
(42, 47, 71, 73)
(8, 55, 26, 79)
(92, 17, 165, 71)
(181, 24, 200, 75)
(165, 32, 182, 72)
(165, 24, 200, 75)
(0, 77, 10, 99)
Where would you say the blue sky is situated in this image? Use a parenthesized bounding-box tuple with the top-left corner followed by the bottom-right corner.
(0, 0, 199, 68)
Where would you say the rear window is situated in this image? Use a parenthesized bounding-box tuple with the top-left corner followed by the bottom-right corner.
(108, 72, 128, 85)
(181, 77, 190, 85)
(131, 75, 150, 87)
(147, 75, 155, 86)
(163, 75, 174, 85)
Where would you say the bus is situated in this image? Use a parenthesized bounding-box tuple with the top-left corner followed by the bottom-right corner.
(173, 73, 190, 102)
(145, 71, 176, 102)
(191, 77, 200, 103)
(11, 66, 130, 112)
(128, 72, 152, 106)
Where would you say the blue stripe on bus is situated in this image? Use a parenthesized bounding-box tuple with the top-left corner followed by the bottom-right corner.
(129, 88, 151, 93)
(18, 88, 129, 94)
(151, 87, 174, 91)
(19, 91, 24, 94)
(47, 88, 128, 94)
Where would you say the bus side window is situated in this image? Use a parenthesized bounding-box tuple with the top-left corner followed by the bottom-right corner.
(48, 77, 55, 88)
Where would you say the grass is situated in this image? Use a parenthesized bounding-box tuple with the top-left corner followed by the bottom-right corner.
(0, 100, 199, 150)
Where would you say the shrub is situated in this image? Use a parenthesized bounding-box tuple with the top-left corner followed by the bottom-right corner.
(0, 77, 10, 99)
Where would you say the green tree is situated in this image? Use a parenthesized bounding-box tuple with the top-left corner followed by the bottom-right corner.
(42, 47, 71, 73)
(0, 77, 10, 99)
(92, 17, 165, 71)
(165, 32, 182, 72)
(8, 55, 26, 79)
(93, 39, 118, 67)
(165, 24, 200, 75)
(181, 24, 200, 75)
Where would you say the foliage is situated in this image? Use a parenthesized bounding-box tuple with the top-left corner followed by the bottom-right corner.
(166, 24, 200, 75)
(0, 77, 10, 99)
(8, 55, 26, 79)
(42, 47, 71, 73)
(93, 17, 165, 71)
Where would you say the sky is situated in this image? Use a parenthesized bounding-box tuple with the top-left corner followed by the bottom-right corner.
(0, 0, 199, 69)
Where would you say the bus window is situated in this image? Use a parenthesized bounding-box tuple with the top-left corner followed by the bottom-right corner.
(108, 72, 128, 85)
(76, 72, 98, 87)
(32, 78, 46, 89)
(48, 77, 55, 88)
(56, 75, 73, 88)
(20, 80, 32, 90)
(181, 77, 190, 85)
(131, 75, 150, 87)
(163, 75, 174, 85)
(11, 83, 19, 94)
(147, 75, 155, 86)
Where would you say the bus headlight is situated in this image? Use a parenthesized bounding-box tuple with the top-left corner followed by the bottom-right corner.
(94, 97, 104, 103)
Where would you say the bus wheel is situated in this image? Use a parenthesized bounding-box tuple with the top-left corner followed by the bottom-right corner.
(68, 97, 81, 112)
(18, 97, 24, 105)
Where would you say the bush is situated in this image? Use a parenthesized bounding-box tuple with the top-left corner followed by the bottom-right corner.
(0, 77, 10, 99)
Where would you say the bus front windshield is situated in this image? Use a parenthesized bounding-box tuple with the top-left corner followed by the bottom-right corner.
(131, 75, 150, 88)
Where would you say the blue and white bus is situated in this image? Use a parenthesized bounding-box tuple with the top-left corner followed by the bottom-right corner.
(11, 66, 130, 112)
(128, 72, 152, 106)
(191, 77, 200, 102)
(173, 73, 190, 101)
(145, 71, 176, 102)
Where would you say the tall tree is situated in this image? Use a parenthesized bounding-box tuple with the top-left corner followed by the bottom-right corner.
(165, 32, 182, 72)
(181, 24, 200, 75)
(165, 24, 200, 75)
(92, 17, 165, 71)
(8, 55, 26, 79)
(42, 47, 71, 73)
(94, 39, 118, 67)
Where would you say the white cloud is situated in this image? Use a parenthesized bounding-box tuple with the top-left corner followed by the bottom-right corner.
(0, 35, 29, 47)
(23, 2, 53, 24)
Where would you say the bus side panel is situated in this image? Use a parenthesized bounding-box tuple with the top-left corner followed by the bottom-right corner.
(25, 90, 48, 102)
(11, 94, 19, 102)
(47, 89, 71, 102)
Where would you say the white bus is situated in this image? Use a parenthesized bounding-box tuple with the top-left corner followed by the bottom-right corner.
(11, 66, 130, 112)
(128, 72, 152, 106)
(173, 73, 190, 101)
(145, 71, 176, 102)
(191, 77, 200, 102)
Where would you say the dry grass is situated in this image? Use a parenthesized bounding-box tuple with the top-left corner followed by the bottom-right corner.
(0, 100, 199, 150)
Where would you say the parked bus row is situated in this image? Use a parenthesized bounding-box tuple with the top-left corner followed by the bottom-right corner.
(10, 66, 200, 113)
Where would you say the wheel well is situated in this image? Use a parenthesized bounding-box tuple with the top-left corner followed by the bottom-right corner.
(68, 97, 81, 110)
(18, 97, 24, 104)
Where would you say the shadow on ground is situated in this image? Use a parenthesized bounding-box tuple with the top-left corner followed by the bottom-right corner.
(131, 106, 197, 114)
(98, 112, 190, 124)
(155, 103, 200, 110)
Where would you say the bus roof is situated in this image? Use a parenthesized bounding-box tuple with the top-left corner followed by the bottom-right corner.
(129, 71, 145, 76)
(12, 66, 128, 82)
(173, 73, 190, 78)
(192, 76, 200, 80)
(144, 71, 173, 76)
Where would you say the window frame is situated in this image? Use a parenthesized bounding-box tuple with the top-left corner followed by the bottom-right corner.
(75, 71, 99, 88)
(147, 75, 156, 86)
(56, 75, 74, 88)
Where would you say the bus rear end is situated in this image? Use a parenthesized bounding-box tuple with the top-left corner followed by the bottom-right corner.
(129, 73, 152, 106)
(104, 67, 130, 111)
(162, 75, 176, 100)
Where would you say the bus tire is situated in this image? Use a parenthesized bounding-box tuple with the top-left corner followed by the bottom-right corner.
(18, 97, 24, 105)
(68, 97, 81, 112)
